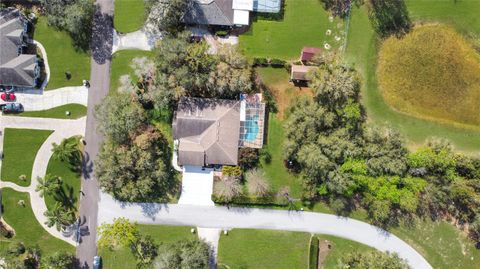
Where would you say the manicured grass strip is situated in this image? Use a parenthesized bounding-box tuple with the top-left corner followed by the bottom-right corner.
(391, 220, 480, 269)
(260, 115, 303, 197)
(110, 50, 155, 94)
(218, 229, 310, 269)
(345, 6, 480, 152)
(99, 225, 195, 269)
(114, 0, 146, 33)
(0, 188, 74, 255)
(309, 236, 319, 269)
(44, 156, 81, 211)
(1, 128, 53, 186)
(34, 17, 91, 90)
(17, 104, 87, 119)
(240, 0, 342, 60)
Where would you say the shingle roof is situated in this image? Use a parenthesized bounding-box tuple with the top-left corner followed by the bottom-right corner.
(301, 47, 322, 62)
(173, 97, 240, 166)
(290, 65, 317, 81)
(0, 8, 37, 88)
(183, 0, 234, 26)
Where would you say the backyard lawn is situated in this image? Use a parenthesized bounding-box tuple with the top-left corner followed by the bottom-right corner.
(240, 0, 343, 60)
(18, 104, 87, 119)
(44, 154, 81, 211)
(217, 229, 375, 269)
(114, 0, 146, 33)
(98, 225, 195, 269)
(345, 4, 480, 152)
(34, 17, 91, 90)
(0, 188, 75, 255)
(110, 50, 155, 93)
(1, 128, 53, 186)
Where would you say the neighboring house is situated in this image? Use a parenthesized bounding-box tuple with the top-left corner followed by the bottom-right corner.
(290, 65, 317, 83)
(0, 8, 39, 90)
(173, 95, 265, 167)
(183, 0, 281, 27)
(300, 47, 322, 63)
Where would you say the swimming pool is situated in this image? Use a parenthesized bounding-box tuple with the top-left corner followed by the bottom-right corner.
(244, 115, 260, 142)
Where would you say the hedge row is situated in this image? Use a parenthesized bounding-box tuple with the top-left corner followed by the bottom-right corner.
(252, 57, 289, 68)
(212, 194, 289, 206)
(309, 236, 319, 269)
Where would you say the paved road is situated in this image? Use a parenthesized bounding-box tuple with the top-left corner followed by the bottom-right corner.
(76, 0, 114, 267)
(98, 192, 433, 269)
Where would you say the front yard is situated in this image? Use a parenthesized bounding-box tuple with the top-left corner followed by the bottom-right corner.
(98, 225, 196, 269)
(0, 188, 75, 255)
(110, 50, 155, 94)
(114, 0, 146, 33)
(1, 128, 53, 186)
(34, 17, 91, 90)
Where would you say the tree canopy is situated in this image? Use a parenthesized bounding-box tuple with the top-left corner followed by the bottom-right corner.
(338, 251, 408, 269)
(153, 239, 210, 269)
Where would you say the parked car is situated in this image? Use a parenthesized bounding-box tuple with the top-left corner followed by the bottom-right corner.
(1, 93, 16, 101)
(1, 103, 23, 113)
(93, 256, 101, 269)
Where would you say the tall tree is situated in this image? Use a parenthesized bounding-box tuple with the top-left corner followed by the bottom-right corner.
(153, 239, 209, 269)
(338, 250, 408, 269)
(98, 218, 139, 250)
(35, 174, 62, 198)
(44, 202, 76, 231)
(146, 0, 192, 36)
(131, 235, 159, 268)
(51, 136, 82, 166)
(42, 251, 75, 269)
(368, 0, 412, 38)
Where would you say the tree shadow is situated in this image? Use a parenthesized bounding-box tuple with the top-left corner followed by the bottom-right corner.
(91, 5, 113, 64)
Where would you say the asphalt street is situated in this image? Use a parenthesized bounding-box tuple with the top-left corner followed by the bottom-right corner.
(76, 0, 113, 267)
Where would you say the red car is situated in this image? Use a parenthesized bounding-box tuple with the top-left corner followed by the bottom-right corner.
(1, 93, 16, 102)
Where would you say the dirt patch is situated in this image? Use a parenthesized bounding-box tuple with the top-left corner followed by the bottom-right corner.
(318, 239, 332, 269)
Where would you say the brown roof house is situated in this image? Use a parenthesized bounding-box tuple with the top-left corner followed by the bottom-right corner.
(0, 8, 39, 89)
(173, 95, 265, 167)
(290, 65, 317, 82)
(300, 47, 322, 62)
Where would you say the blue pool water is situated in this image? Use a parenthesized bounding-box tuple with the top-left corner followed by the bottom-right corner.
(245, 115, 260, 142)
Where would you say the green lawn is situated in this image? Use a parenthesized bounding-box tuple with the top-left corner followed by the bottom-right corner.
(240, 0, 342, 60)
(34, 17, 91, 90)
(217, 229, 375, 269)
(110, 50, 155, 94)
(1, 129, 53, 186)
(17, 104, 87, 119)
(345, 5, 480, 152)
(260, 115, 303, 198)
(391, 219, 480, 269)
(44, 155, 81, 211)
(114, 0, 146, 33)
(0, 188, 75, 255)
(98, 225, 195, 269)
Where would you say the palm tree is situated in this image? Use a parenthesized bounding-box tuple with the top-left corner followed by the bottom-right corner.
(44, 202, 76, 231)
(35, 174, 62, 198)
(51, 136, 82, 165)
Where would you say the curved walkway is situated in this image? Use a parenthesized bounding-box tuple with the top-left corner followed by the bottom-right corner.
(98, 192, 433, 269)
(0, 116, 86, 246)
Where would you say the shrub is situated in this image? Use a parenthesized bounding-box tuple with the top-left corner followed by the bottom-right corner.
(246, 169, 270, 197)
(269, 58, 286, 67)
(211, 193, 288, 206)
(238, 148, 259, 169)
(213, 177, 243, 203)
(253, 57, 269, 67)
(8, 242, 26, 256)
(309, 236, 319, 269)
(222, 166, 242, 177)
(215, 30, 228, 37)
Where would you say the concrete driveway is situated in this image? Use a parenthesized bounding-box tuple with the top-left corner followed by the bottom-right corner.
(178, 165, 215, 206)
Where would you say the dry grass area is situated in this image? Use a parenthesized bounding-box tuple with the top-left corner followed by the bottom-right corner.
(377, 24, 480, 128)
(257, 67, 313, 119)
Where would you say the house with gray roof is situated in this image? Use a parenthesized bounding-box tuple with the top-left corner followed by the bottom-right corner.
(0, 8, 39, 89)
(183, 0, 282, 27)
(173, 95, 265, 167)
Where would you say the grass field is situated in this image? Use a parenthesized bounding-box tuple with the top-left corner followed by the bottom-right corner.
(1, 129, 53, 186)
(217, 229, 375, 269)
(240, 0, 343, 60)
(0, 188, 75, 255)
(98, 225, 195, 269)
(378, 24, 480, 128)
(110, 50, 155, 93)
(114, 0, 146, 33)
(18, 104, 87, 119)
(34, 17, 91, 90)
(44, 155, 81, 211)
(345, 5, 480, 152)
